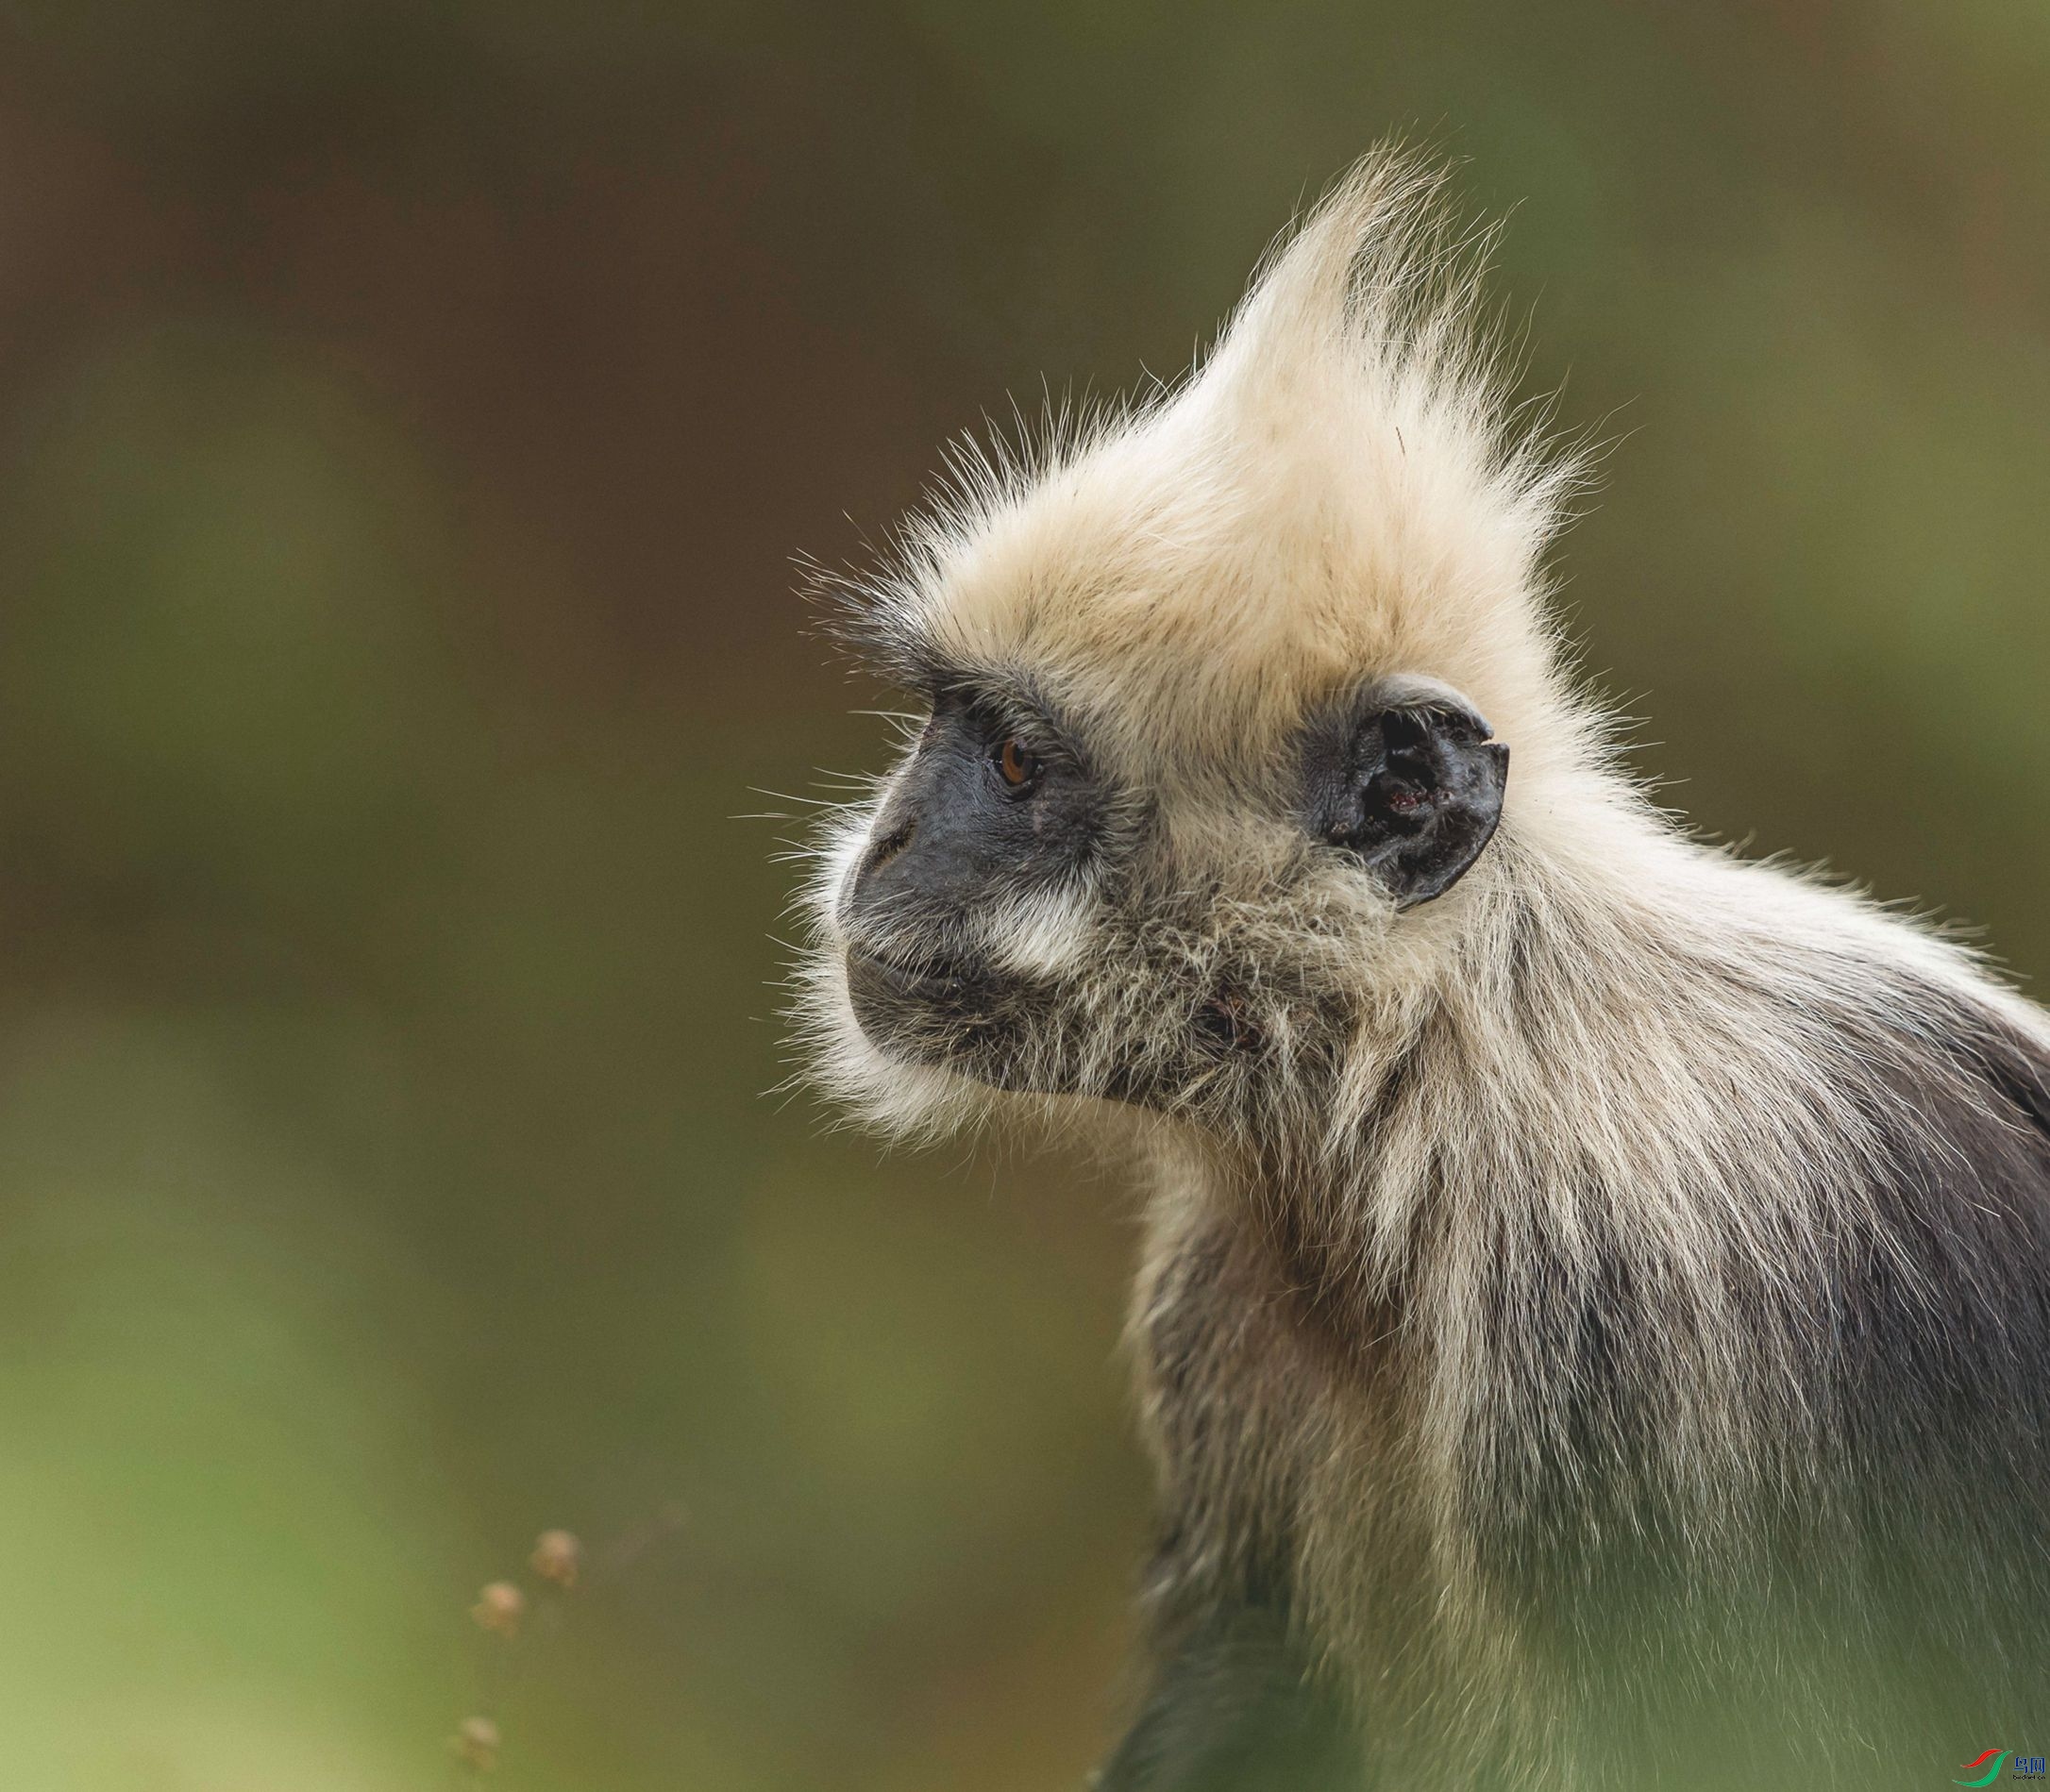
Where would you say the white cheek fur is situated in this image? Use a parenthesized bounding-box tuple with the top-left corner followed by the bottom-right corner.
(984, 880, 1099, 979)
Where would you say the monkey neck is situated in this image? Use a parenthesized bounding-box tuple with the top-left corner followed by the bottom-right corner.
(1144, 823, 1817, 1450)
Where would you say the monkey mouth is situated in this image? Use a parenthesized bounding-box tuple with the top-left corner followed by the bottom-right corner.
(844, 944, 989, 1008)
(843, 944, 1061, 1091)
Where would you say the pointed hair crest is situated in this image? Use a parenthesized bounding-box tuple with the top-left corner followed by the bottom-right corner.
(811, 147, 1593, 788)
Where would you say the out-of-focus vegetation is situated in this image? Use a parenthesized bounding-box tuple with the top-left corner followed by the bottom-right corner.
(0, 3, 2043, 1786)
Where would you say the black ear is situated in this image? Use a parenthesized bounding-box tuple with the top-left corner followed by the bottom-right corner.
(1300, 675, 1508, 908)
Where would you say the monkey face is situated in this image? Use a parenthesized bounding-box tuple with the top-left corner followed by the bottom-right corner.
(826, 677, 1139, 1101)
(804, 663, 1507, 1138)
(786, 142, 1571, 1146)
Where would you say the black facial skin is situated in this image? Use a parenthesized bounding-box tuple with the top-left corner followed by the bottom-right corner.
(839, 682, 1106, 1066)
(1299, 674, 1509, 907)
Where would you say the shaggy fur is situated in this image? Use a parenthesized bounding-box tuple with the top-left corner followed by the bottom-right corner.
(788, 151, 2050, 1789)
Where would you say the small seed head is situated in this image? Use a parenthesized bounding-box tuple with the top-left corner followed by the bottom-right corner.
(530, 1528, 582, 1589)
(452, 1716, 500, 1771)
(470, 1581, 526, 1637)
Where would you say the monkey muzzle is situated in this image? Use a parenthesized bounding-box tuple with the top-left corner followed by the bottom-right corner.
(842, 944, 1040, 1081)
(844, 942, 1276, 1115)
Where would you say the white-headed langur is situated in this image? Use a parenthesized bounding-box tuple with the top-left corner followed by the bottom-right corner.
(788, 151, 2050, 1791)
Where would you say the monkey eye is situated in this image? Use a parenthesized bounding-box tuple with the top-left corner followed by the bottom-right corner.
(993, 737, 1043, 792)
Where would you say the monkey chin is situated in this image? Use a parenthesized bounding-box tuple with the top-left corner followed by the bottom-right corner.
(842, 946, 1204, 1116)
(841, 945, 1052, 1095)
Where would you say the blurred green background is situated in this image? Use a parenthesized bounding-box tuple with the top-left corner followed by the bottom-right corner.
(0, 2, 2044, 1786)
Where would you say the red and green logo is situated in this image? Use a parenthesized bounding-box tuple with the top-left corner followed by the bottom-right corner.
(1958, 1751, 2048, 1785)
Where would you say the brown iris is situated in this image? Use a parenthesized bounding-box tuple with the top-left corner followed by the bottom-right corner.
(995, 738, 1041, 789)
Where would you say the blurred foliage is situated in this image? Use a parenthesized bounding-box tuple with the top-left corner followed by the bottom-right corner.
(0, 2, 2043, 1786)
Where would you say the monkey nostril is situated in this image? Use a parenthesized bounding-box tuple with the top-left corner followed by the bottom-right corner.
(865, 818, 916, 877)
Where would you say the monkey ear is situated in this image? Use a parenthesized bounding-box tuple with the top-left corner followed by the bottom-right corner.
(1300, 675, 1509, 908)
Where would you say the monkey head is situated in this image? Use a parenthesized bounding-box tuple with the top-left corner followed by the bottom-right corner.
(794, 158, 1584, 1151)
